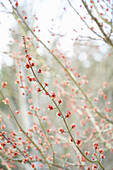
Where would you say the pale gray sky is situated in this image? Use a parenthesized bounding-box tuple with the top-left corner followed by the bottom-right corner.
(0, 0, 107, 68)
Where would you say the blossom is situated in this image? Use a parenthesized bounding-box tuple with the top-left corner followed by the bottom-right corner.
(65, 111, 71, 118)
(71, 124, 76, 129)
(25, 63, 30, 69)
(56, 112, 61, 117)
(1, 82, 7, 88)
(93, 142, 98, 149)
(44, 82, 48, 86)
(36, 88, 41, 92)
(31, 164, 35, 169)
(37, 69, 41, 73)
(15, 1, 18, 7)
(76, 139, 81, 145)
(2, 98, 9, 104)
(59, 128, 64, 134)
(24, 16, 27, 20)
(58, 99, 62, 104)
(47, 105, 53, 110)
(50, 93, 56, 99)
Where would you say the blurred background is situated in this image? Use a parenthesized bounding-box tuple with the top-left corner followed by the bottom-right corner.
(0, 0, 113, 169)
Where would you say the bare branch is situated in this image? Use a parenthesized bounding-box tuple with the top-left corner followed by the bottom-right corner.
(67, 0, 103, 40)
(81, 0, 113, 46)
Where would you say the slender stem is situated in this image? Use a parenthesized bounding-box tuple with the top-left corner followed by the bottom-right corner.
(0, 91, 51, 170)
(23, 41, 101, 165)
(67, 0, 103, 40)
(8, 0, 113, 125)
(0, 131, 36, 170)
(81, 0, 113, 46)
(35, 110, 55, 164)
